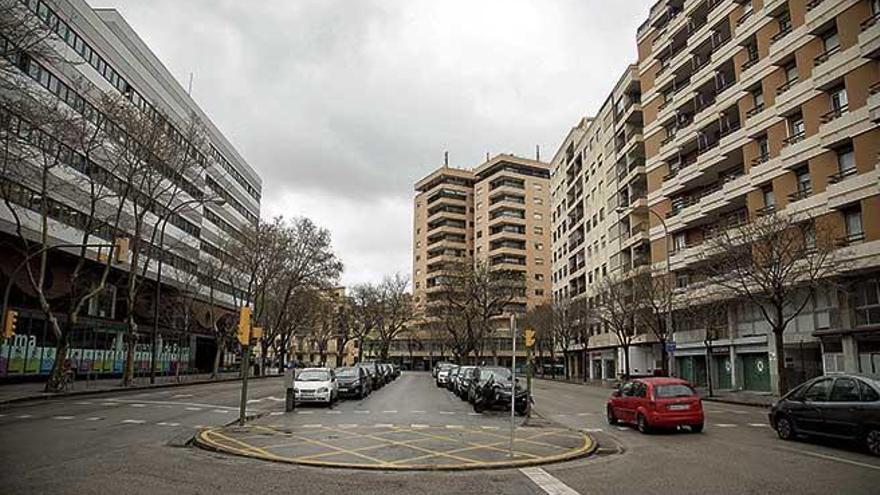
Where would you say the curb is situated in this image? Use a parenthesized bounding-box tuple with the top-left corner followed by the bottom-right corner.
(0, 374, 281, 406)
(192, 425, 597, 472)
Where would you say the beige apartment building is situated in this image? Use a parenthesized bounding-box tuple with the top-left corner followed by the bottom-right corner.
(409, 154, 552, 368)
(550, 66, 656, 381)
(636, 0, 880, 393)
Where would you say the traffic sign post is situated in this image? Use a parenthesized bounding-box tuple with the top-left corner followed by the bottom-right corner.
(524, 328, 535, 420)
(238, 306, 253, 426)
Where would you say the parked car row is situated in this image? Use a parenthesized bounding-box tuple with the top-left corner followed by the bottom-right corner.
(293, 362, 400, 405)
(435, 363, 530, 415)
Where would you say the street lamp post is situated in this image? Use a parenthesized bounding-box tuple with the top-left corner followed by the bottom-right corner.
(617, 205, 674, 377)
(150, 196, 224, 384)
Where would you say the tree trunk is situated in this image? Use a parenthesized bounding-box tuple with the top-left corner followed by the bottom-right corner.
(622, 344, 631, 379)
(122, 324, 136, 387)
(211, 339, 222, 379)
(705, 338, 714, 397)
(659, 338, 669, 376)
(45, 336, 70, 392)
(774, 327, 788, 395)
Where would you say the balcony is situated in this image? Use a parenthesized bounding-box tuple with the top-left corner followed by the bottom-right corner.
(751, 153, 770, 167)
(788, 188, 812, 203)
(806, 0, 850, 30)
(836, 232, 865, 247)
(820, 105, 848, 124)
(745, 103, 765, 119)
(770, 25, 793, 45)
(741, 56, 759, 73)
(828, 167, 858, 184)
(755, 204, 776, 216)
(869, 82, 880, 123)
(860, 11, 880, 59)
(813, 45, 841, 68)
(776, 78, 798, 96)
(782, 131, 806, 147)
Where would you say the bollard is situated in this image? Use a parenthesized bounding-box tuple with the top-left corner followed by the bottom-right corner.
(284, 364, 296, 412)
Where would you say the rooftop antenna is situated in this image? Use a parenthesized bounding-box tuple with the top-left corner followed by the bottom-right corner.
(187, 72, 193, 95)
(444, 151, 449, 167)
(486, 152, 490, 162)
(536, 145, 541, 162)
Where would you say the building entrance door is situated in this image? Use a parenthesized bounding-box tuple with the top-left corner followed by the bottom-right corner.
(742, 353, 771, 392)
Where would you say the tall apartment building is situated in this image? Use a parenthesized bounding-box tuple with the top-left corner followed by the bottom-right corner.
(0, 0, 261, 378)
(408, 154, 551, 368)
(637, 0, 880, 392)
(550, 66, 654, 381)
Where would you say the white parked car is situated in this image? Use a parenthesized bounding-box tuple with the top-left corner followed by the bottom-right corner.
(436, 363, 454, 387)
(294, 368, 338, 404)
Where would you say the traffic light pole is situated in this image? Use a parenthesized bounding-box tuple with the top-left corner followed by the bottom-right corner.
(526, 343, 533, 421)
(239, 344, 250, 426)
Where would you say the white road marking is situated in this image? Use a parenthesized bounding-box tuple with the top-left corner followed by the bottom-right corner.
(104, 399, 235, 411)
(302, 424, 323, 428)
(615, 426, 629, 431)
(520, 467, 581, 495)
(86, 417, 102, 421)
(0, 414, 5, 418)
(354, 410, 370, 414)
(339, 424, 359, 428)
(468, 412, 481, 416)
(246, 399, 263, 404)
(411, 424, 429, 429)
(212, 409, 229, 414)
(583, 428, 603, 432)
(184, 407, 202, 411)
(481, 426, 500, 430)
(121, 419, 145, 424)
(577, 413, 593, 416)
(16, 414, 33, 419)
(52, 416, 75, 420)
(748, 423, 768, 427)
(193, 424, 205, 429)
(777, 446, 880, 471)
(266, 396, 284, 402)
(157, 422, 180, 427)
(410, 410, 426, 414)
(446, 425, 464, 429)
(269, 411, 284, 416)
(326, 411, 341, 415)
(171, 394, 193, 399)
(439, 411, 456, 415)
(714, 424, 737, 428)
(130, 404, 146, 408)
(74, 401, 92, 405)
(382, 410, 398, 414)
(296, 411, 314, 415)
(374, 423, 395, 428)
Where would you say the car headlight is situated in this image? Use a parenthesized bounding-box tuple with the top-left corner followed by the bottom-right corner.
(317, 387, 328, 394)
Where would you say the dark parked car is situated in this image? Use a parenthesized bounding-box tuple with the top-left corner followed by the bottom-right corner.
(471, 366, 529, 415)
(390, 363, 401, 379)
(360, 362, 382, 390)
(336, 366, 371, 399)
(455, 366, 476, 399)
(769, 374, 880, 456)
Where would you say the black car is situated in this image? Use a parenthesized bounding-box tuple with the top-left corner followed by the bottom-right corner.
(471, 366, 529, 415)
(445, 366, 460, 391)
(769, 374, 880, 456)
(360, 362, 382, 390)
(455, 366, 476, 400)
(336, 366, 371, 399)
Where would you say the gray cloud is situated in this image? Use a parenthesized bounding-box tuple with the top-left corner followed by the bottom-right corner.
(91, 0, 654, 285)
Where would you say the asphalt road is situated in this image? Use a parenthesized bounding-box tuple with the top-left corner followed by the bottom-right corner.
(1, 372, 878, 494)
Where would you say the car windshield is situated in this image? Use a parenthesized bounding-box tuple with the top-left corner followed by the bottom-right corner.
(297, 370, 330, 382)
(439, 364, 453, 371)
(336, 368, 358, 378)
(654, 384, 695, 398)
(482, 368, 512, 381)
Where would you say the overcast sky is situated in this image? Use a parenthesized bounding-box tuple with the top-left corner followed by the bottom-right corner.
(91, 0, 654, 287)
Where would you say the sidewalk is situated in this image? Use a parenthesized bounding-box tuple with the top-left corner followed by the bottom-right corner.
(533, 376, 776, 408)
(0, 371, 279, 405)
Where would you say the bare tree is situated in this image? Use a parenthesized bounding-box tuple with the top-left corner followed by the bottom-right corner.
(372, 274, 413, 361)
(593, 272, 639, 379)
(632, 272, 676, 376)
(348, 283, 382, 362)
(526, 297, 589, 380)
(698, 211, 841, 394)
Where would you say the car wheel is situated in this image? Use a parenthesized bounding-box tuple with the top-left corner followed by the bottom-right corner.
(866, 429, 880, 456)
(606, 406, 618, 425)
(473, 402, 484, 414)
(690, 423, 704, 433)
(775, 415, 795, 441)
(636, 414, 650, 434)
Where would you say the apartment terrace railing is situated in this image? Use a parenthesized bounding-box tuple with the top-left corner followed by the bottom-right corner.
(736, 9, 754, 27)
(746, 103, 765, 118)
(836, 232, 866, 246)
(806, 0, 825, 12)
(828, 167, 858, 184)
(814, 45, 842, 67)
(741, 56, 759, 72)
(751, 153, 771, 167)
(755, 204, 777, 216)
(820, 105, 849, 124)
(782, 130, 807, 147)
(777, 78, 799, 96)
(862, 11, 880, 31)
(771, 25, 793, 44)
(788, 187, 813, 202)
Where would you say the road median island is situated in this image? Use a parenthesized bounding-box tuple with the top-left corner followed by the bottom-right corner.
(193, 419, 596, 471)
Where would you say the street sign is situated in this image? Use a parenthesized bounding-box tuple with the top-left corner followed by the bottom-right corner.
(237, 306, 252, 345)
(665, 341, 677, 353)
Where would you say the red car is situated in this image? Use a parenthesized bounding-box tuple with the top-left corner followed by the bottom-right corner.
(606, 377, 704, 433)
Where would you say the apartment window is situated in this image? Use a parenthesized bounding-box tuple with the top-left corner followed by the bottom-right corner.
(476, 201, 482, 209)
(752, 89, 764, 111)
(778, 12, 792, 33)
(853, 279, 880, 327)
(535, 242, 544, 250)
(822, 29, 840, 53)
(534, 212, 543, 220)
(762, 186, 775, 208)
(476, 231, 483, 238)
(844, 205, 864, 242)
(476, 246, 482, 254)
(534, 197, 544, 205)
(803, 221, 817, 251)
(416, 228, 420, 234)
(874, 0, 880, 14)
(830, 86, 849, 113)
(757, 135, 770, 159)
(788, 113, 805, 139)
(535, 274, 544, 281)
(416, 241, 421, 248)
(534, 226, 544, 235)
(535, 257, 545, 265)
(535, 289, 545, 296)
(795, 166, 812, 195)
(415, 282, 420, 289)
(533, 184, 543, 191)
(746, 41, 758, 62)
(675, 273, 689, 289)
(673, 232, 687, 251)
(784, 62, 798, 84)
(837, 147, 857, 177)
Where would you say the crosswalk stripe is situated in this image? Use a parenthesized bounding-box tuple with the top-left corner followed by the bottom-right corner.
(748, 423, 768, 427)
(86, 417, 102, 421)
(374, 423, 394, 428)
(520, 467, 581, 495)
(714, 423, 737, 428)
(52, 416, 75, 420)
(121, 419, 145, 424)
(411, 424, 429, 429)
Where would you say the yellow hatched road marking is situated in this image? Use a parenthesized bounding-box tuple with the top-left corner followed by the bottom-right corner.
(253, 426, 392, 466)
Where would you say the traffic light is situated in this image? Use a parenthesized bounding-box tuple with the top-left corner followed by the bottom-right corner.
(3, 309, 18, 339)
(237, 306, 252, 346)
(524, 328, 536, 348)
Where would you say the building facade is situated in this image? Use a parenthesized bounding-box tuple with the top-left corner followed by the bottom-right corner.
(0, 0, 261, 379)
(410, 154, 552, 368)
(550, 66, 655, 381)
(636, 0, 880, 392)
